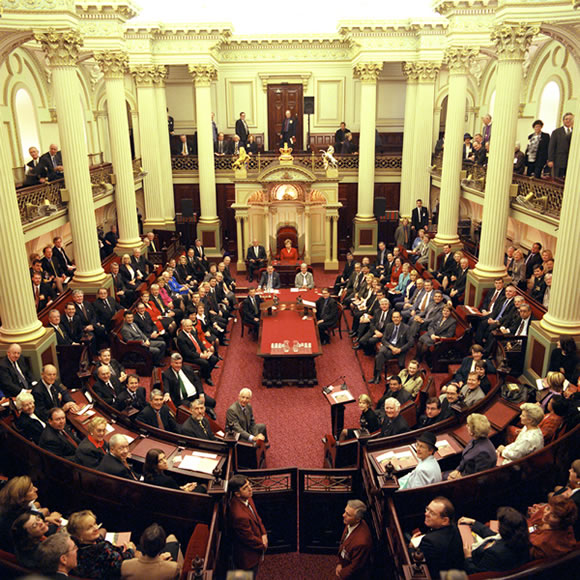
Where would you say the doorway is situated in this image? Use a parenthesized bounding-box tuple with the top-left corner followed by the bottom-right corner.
(267, 84, 303, 152)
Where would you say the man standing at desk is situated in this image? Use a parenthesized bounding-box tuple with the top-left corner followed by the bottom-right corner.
(315, 288, 339, 345)
(295, 263, 314, 289)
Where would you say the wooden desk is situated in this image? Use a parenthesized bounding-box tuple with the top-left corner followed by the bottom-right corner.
(270, 261, 301, 287)
(323, 386, 356, 439)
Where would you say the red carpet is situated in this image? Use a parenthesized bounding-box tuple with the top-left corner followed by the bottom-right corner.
(259, 552, 337, 580)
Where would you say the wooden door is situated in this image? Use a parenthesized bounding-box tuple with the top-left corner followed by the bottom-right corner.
(267, 84, 303, 152)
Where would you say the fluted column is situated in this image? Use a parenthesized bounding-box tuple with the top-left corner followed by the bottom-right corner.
(132, 65, 166, 228)
(153, 69, 176, 228)
(473, 24, 538, 280)
(36, 30, 106, 288)
(242, 217, 250, 260)
(95, 52, 141, 252)
(352, 62, 382, 255)
(409, 62, 440, 214)
(324, 216, 332, 263)
(189, 64, 221, 255)
(263, 207, 270, 257)
(434, 48, 479, 246)
(331, 216, 338, 263)
(304, 207, 311, 264)
(235, 216, 244, 269)
(400, 67, 418, 217)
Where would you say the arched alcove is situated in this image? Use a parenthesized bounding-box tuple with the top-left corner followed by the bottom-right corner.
(538, 80, 561, 135)
(14, 87, 41, 161)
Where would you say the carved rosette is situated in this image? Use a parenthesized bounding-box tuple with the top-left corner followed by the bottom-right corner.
(491, 23, 540, 61)
(188, 64, 218, 87)
(95, 52, 129, 79)
(353, 62, 383, 83)
(444, 47, 479, 74)
(35, 29, 83, 67)
(131, 65, 166, 87)
(403, 61, 441, 82)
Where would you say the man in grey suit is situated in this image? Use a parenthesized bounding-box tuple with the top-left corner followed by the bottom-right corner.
(547, 112, 574, 178)
(402, 278, 433, 322)
(225, 388, 268, 442)
(120, 311, 166, 366)
(258, 265, 281, 291)
(295, 263, 315, 289)
(408, 289, 448, 339)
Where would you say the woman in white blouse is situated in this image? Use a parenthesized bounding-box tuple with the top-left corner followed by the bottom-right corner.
(497, 403, 544, 463)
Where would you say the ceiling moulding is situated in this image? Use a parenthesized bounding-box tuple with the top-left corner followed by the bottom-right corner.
(258, 73, 311, 91)
(124, 23, 233, 40)
(338, 19, 449, 36)
(434, 0, 498, 16)
(76, 2, 140, 21)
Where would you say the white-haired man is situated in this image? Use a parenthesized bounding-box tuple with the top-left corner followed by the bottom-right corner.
(225, 388, 268, 442)
(336, 499, 373, 579)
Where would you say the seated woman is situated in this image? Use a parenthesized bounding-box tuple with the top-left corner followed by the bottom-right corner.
(14, 392, 46, 444)
(141, 290, 176, 336)
(528, 495, 578, 559)
(441, 251, 462, 290)
(385, 257, 404, 289)
(339, 394, 381, 441)
(548, 336, 579, 384)
(0, 477, 61, 552)
(279, 238, 299, 263)
(68, 509, 135, 578)
(511, 249, 527, 290)
(119, 254, 140, 288)
(496, 403, 544, 464)
(538, 371, 567, 412)
(164, 268, 191, 298)
(143, 449, 203, 493)
(447, 414, 497, 480)
(460, 506, 530, 574)
(11, 510, 51, 567)
(175, 255, 196, 289)
(415, 304, 457, 363)
(509, 396, 567, 445)
(392, 269, 419, 308)
(388, 262, 411, 296)
(75, 417, 109, 469)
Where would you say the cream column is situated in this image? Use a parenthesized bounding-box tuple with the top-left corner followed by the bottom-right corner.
(468, 24, 539, 304)
(188, 64, 221, 255)
(263, 207, 270, 256)
(304, 207, 311, 264)
(242, 217, 250, 260)
(132, 65, 166, 229)
(154, 70, 176, 228)
(433, 48, 478, 247)
(324, 216, 332, 264)
(409, 62, 440, 214)
(331, 216, 338, 263)
(35, 31, 106, 289)
(352, 62, 382, 255)
(235, 216, 244, 270)
(95, 52, 141, 252)
(400, 67, 418, 217)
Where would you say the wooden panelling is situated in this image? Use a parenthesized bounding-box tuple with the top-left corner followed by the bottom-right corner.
(216, 184, 237, 257)
(173, 184, 201, 215)
(531, 338, 546, 377)
(267, 84, 303, 151)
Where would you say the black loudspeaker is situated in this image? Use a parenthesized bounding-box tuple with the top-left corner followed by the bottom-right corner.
(182, 198, 194, 218)
(373, 197, 387, 219)
(304, 96, 315, 115)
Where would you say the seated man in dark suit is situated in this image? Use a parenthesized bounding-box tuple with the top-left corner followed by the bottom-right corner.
(369, 311, 413, 384)
(134, 301, 165, 343)
(162, 353, 216, 418)
(258, 265, 281, 291)
(0, 343, 38, 397)
(241, 288, 262, 336)
(41, 246, 66, 294)
(93, 287, 123, 333)
(23, 146, 47, 186)
(246, 241, 267, 282)
(314, 288, 339, 345)
(356, 298, 392, 355)
(110, 261, 135, 308)
(31, 272, 55, 313)
(452, 344, 495, 387)
(432, 245, 456, 283)
(376, 375, 412, 414)
(475, 284, 518, 346)
(32, 364, 79, 421)
(94, 347, 126, 391)
(172, 134, 194, 156)
(176, 319, 218, 386)
(379, 397, 410, 437)
(409, 497, 464, 577)
(39, 143, 64, 181)
(97, 433, 138, 479)
(93, 365, 121, 407)
(137, 389, 179, 433)
(120, 311, 166, 367)
(38, 407, 80, 461)
(226, 388, 268, 442)
(417, 397, 452, 428)
(46, 309, 74, 346)
(131, 248, 154, 279)
(115, 374, 147, 412)
(61, 302, 84, 345)
(52, 236, 76, 278)
(14, 392, 45, 443)
(180, 399, 216, 440)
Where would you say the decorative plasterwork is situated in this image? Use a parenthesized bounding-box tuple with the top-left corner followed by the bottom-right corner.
(258, 73, 311, 91)
(444, 46, 479, 73)
(353, 63, 383, 83)
(130, 64, 166, 87)
(434, 0, 497, 16)
(76, 2, 140, 21)
(490, 23, 540, 61)
(338, 20, 449, 35)
(35, 29, 83, 66)
(402, 61, 441, 81)
(188, 64, 217, 87)
(257, 163, 316, 184)
(94, 50, 128, 78)
(2, 0, 75, 11)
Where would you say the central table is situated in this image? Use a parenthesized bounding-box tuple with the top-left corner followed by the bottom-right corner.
(257, 289, 322, 387)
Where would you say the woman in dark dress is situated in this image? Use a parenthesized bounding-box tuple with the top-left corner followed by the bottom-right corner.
(549, 336, 579, 383)
(143, 449, 203, 493)
(339, 394, 380, 441)
(11, 510, 50, 567)
(75, 417, 109, 468)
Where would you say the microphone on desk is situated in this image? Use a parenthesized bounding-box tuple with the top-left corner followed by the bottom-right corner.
(340, 376, 348, 391)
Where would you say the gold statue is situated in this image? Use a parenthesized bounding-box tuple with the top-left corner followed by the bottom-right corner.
(232, 146, 250, 170)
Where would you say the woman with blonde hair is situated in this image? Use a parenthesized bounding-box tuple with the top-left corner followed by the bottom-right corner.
(339, 394, 380, 441)
(497, 404, 544, 463)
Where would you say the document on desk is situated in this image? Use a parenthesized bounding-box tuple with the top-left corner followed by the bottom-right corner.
(179, 451, 220, 474)
(302, 300, 316, 308)
(331, 391, 354, 404)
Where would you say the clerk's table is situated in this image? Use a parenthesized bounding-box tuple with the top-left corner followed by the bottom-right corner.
(257, 288, 322, 387)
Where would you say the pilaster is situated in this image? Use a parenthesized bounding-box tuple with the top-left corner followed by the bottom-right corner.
(400, 66, 418, 218)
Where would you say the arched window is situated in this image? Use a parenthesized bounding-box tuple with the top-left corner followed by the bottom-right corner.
(538, 81, 561, 135)
(488, 90, 496, 118)
(14, 88, 41, 161)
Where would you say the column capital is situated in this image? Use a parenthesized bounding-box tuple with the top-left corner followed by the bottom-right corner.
(403, 61, 440, 82)
(444, 47, 479, 74)
(353, 62, 383, 83)
(188, 64, 218, 86)
(131, 64, 167, 87)
(95, 51, 129, 79)
(491, 23, 540, 61)
(35, 29, 83, 67)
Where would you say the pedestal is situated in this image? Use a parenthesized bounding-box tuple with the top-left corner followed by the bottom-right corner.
(197, 219, 222, 258)
(352, 217, 378, 257)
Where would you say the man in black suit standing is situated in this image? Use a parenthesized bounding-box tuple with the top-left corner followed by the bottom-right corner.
(0, 343, 38, 397)
(192, 239, 209, 272)
(162, 353, 216, 416)
(93, 287, 123, 333)
(180, 398, 216, 440)
(235, 112, 250, 148)
(246, 240, 267, 282)
(241, 288, 262, 336)
(23, 146, 47, 186)
(279, 109, 297, 147)
(32, 364, 78, 421)
(176, 319, 218, 385)
(411, 199, 429, 234)
(30, 272, 55, 313)
(258, 265, 281, 291)
(61, 303, 85, 345)
(315, 288, 339, 345)
(97, 434, 138, 479)
(38, 407, 80, 460)
(115, 374, 147, 412)
(547, 112, 574, 178)
(39, 143, 64, 181)
(137, 389, 179, 433)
